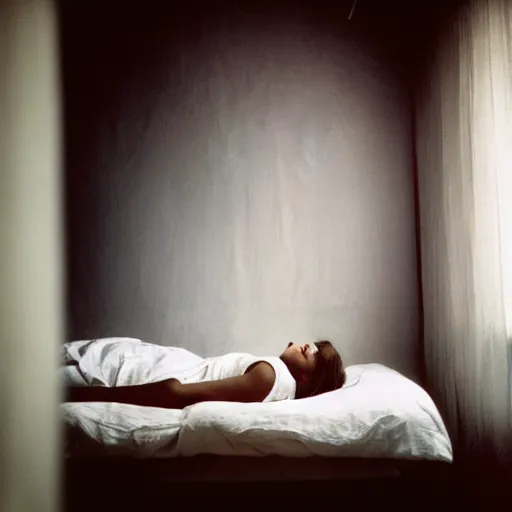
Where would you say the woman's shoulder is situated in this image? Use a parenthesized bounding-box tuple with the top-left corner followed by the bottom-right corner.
(248, 356, 297, 402)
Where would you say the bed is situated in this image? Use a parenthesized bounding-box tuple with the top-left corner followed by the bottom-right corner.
(63, 364, 454, 510)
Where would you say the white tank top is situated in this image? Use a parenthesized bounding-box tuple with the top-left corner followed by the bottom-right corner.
(182, 353, 297, 403)
(64, 338, 297, 403)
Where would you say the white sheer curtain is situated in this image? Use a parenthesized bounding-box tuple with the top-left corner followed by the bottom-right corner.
(416, 0, 512, 465)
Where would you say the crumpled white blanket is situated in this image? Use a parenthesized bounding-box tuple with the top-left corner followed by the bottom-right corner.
(62, 364, 453, 462)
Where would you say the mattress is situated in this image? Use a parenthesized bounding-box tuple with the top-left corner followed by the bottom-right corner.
(63, 363, 453, 462)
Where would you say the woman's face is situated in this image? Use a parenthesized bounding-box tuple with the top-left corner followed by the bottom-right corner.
(281, 342, 318, 377)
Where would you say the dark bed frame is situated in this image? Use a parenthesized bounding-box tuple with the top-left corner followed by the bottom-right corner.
(64, 455, 456, 511)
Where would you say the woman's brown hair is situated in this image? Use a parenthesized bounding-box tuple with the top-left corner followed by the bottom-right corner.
(298, 340, 346, 398)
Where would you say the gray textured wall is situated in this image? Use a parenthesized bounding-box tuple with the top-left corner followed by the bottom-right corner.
(63, 2, 420, 380)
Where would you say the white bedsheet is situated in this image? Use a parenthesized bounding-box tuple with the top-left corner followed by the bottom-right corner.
(62, 364, 453, 462)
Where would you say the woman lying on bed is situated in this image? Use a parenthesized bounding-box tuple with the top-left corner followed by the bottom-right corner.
(63, 338, 346, 409)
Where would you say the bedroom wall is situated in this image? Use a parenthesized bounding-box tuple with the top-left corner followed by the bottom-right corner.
(61, 1, 420, 380)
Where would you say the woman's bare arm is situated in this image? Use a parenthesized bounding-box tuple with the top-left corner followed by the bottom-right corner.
(66, 362, 276, 409)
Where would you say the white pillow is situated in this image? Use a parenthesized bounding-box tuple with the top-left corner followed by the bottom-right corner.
(342, 365, 364, 389)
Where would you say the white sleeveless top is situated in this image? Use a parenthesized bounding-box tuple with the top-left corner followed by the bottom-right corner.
(183, 353, 297, 403)
(64, 338, 297, 403)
